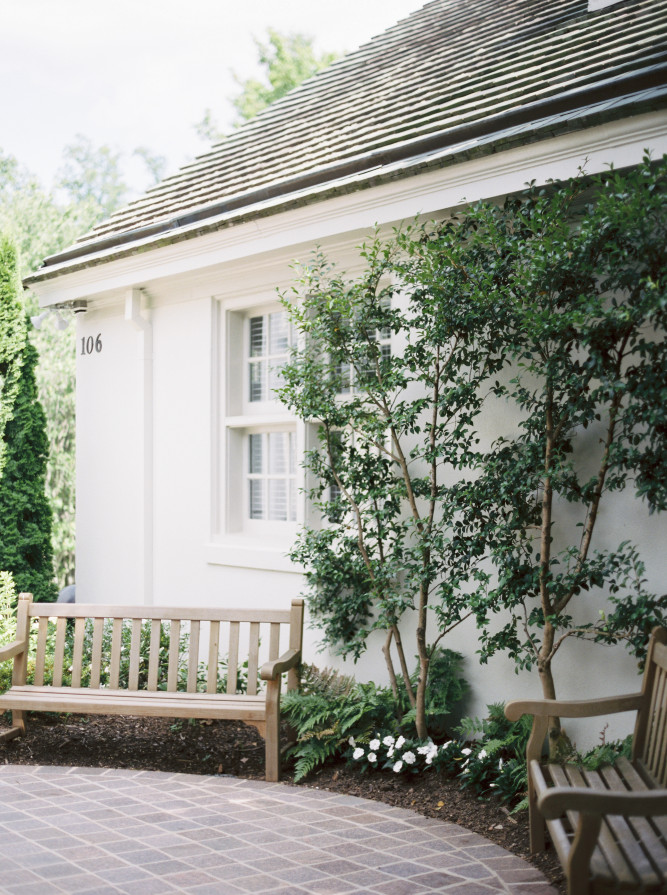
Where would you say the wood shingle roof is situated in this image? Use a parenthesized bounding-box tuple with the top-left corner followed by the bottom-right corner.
(32, 0, 667, 277)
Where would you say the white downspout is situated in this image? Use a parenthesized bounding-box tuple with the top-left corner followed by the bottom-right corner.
(125, 288, 154, 605)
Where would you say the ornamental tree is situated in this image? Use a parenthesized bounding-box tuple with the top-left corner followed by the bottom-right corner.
(459, 156, 667, 753)
(279, 227, 506, 739)
(0, 236, 57, 603)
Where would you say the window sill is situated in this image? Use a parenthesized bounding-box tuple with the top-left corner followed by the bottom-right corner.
(206, 539, 303, 573)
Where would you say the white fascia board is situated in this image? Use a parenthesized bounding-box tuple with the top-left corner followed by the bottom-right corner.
(588, 0, 625, 10)
(29, 110, 667, 309)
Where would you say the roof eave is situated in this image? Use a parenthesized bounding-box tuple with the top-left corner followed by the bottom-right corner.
(24, 73, 667, 289)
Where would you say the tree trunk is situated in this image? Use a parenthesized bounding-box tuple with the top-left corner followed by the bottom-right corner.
(415, 584, 429, 739)
(538, 622, 570, 759)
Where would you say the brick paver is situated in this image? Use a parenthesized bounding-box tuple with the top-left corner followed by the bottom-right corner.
(0, 766, 557, 894)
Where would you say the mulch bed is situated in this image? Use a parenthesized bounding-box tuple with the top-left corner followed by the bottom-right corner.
(1, 713, 565, 892)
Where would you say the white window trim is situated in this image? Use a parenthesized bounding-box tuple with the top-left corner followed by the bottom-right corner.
(207, 295, 304, 573)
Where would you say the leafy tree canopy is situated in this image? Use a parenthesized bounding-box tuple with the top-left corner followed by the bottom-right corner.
(195, 29, 337, 142)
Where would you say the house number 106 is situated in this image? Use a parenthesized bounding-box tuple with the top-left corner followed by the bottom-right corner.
(81, 334, 103, 356)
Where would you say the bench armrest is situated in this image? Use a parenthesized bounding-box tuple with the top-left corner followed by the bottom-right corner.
(505, 692, 644, 722)
(0, 639, 27, 663)
(260, 649, 301, 681)
(539, 785, 667, 819)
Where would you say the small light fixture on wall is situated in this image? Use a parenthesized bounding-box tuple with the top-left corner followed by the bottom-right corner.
(30, 308, 71, 331)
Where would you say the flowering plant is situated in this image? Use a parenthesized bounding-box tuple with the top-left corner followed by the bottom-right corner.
(348, 732, 470, 776)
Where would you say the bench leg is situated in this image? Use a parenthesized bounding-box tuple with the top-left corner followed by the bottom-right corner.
(528, 773, 546, 853)
(265, 679, 281, 782)
(567, 813, 600, 895)
(0, 710, 26, 743)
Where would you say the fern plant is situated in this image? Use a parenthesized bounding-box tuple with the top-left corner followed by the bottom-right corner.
(283, 652, 467, 781)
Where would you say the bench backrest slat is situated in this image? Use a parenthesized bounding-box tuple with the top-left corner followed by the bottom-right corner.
(33, 616, 49, 687)
(148, 619, 162, 691)
(188, 621, 201, 693)
(71, 617, 85, 687)
(90, 617, 104, 688)
(52, 617, 67, 686)
(167, 620, 180, 692)
(207, 621, 220, 694)
(227, 622, 240, 696)
(269, 623, 281, 662)
(109, 618, 123, 688)
(129, 619, 142, 690)
(635, 629, 667, 786)
(247, 623, 260, 696)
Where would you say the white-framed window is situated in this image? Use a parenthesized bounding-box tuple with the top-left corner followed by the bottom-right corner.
(210, 296, 302, 571)
(247, 310, 294, 404)
(248, 430, 297, 521)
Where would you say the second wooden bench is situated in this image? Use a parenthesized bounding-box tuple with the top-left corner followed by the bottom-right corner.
(0, 594, 304, 781)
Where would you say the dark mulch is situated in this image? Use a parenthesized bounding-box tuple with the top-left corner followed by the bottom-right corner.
(1, 713, 565, 892)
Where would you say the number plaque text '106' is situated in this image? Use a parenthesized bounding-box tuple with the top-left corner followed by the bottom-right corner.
(81, 334, 102, 356)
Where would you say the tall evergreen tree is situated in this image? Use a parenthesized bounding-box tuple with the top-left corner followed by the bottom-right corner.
(0, 236, 56, 602)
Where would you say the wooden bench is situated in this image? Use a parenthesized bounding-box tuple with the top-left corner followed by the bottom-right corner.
(506, 627, 667, 895)
(0, 594, 304, 782)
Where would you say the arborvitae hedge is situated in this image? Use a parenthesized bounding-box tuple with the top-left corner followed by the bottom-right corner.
(0, 237, 57, 602)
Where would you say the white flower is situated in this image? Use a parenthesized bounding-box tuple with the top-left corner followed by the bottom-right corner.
(478, 749, 487, 760)
(368, 752, 377, 763)
(353, 747, 365, 760)
(489, 783, 497, 788)
(348, 737, 356, 747)
(441, 740, 453, 750)
(393, 760, 404, 773)
(382, 735, 395, 747)
(498, 758, 504, 770)
(387, 747, 395, 758)
(461, 759, 469, 769)
(395, 736, 406, 749)
(403, 751, 416, 765)
(425, 755, 433, 765)
(417, 744, 432, 755)
(461, 747, 472, 756)
(369, 738, 381, 751)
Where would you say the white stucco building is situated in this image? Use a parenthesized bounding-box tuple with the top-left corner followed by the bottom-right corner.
(26, 0, 667, 733)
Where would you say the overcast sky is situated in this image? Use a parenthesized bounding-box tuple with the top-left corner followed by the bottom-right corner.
(2, 0, 422, 196)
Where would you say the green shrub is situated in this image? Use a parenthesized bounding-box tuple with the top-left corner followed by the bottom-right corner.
(282, 650, 466, 781)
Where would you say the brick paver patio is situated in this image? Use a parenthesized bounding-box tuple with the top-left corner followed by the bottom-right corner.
(0, 765, 557, 894)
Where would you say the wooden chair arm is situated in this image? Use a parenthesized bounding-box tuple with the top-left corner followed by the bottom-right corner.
(505, 692, 644, 722)
(0, 640, 27, 663)
(260, 649, 301, 681)
(539, 785, 667, 819)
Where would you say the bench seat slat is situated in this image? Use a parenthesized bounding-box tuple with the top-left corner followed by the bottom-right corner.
(546, 763, 611, 882)
(0, 686, 267, 722)
(583, 766, 658, 888)
(599, 763, 667, 883)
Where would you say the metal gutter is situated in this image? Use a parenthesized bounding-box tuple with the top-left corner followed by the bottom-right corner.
(24, 69, 667, 288)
